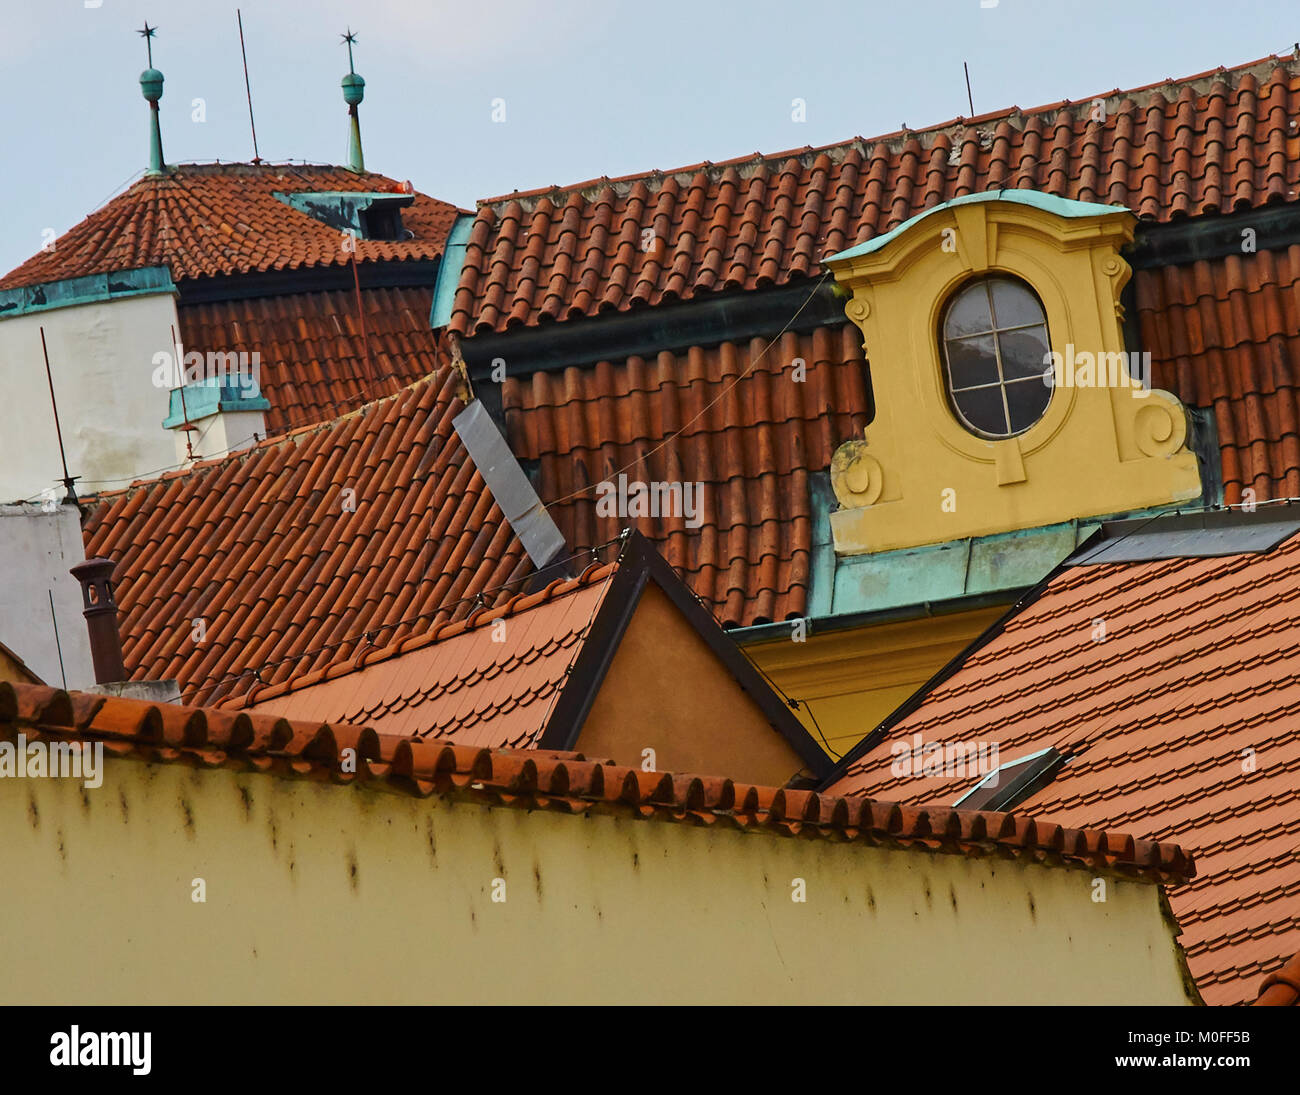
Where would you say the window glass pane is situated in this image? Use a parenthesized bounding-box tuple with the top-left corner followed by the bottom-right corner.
(953, 386, 1008, 436)
(943, 283, 994, 339)
(1004, 377, 1053, 433)
(998, 324, 1051, 380)
(945, 333, 1000, 389)
(989, 278, 1043, 329)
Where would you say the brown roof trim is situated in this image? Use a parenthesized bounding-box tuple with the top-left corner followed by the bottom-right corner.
(538, 532, 836, 780)
(0, 680, 1195, 884)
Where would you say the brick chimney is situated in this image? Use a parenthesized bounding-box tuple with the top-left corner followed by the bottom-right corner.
(69, 557, 127, 685)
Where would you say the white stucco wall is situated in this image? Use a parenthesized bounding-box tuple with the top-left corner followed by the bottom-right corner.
(172, 408, 267, 465)
(0, 504, 94, 688)
(0, 292, 181, 502)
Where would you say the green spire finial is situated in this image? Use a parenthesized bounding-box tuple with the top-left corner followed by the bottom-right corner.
(340, 28, 365, 172)
(138, 22, 166, 175)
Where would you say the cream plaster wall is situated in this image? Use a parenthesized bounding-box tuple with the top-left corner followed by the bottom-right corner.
(0, 755, 1197, 1005)
(0, 293, 181, 502)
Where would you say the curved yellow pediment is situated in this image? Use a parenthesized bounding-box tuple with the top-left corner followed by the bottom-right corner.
(823, 191, 1202, 555)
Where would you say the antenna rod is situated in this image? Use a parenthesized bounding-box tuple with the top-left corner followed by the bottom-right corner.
(48, 590, 67, 690)
(963, 61, 975, 117)
(170, 324, 196, 461)
(237, 9, 261, 163)
(39, 325, 79, 505)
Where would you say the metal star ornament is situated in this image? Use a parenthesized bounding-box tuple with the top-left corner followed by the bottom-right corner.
(138, 22, 158, 67)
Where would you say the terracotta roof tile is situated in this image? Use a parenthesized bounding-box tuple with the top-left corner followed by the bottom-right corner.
(502, 324, 869, 626)
(0, 163, 460, 288)
(81, 367, 533, 707)
(1254, 949, 1300, 1004)
(825, 517, 1300, 1004)
(1139, 248, 1300, 505)
(245, 566, 615, 747)
(176, 286, 444, 435)
(451, 56, 1300, 335)
(0, 679, 1194, 883)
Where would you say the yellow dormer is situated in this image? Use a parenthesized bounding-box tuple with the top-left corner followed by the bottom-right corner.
(822, 190, 1202, 555)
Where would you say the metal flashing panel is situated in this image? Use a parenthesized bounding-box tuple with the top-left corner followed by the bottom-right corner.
(1068, 508, 1300, 565)
(274, 191, 414, 237)
(826, 519, 1093, 619)
(430, 214, 474, 329)
(0, 266, 175, 320)
(453, 400, 566, 567)
(823, 190, 1132, 265)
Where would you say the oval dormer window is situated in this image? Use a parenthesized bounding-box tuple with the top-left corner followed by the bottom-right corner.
(940, 276, 1051, 438)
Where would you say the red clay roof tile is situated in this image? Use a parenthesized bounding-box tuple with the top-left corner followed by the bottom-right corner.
(0, 164, 460, 288)
(825, 517, 1300, 1004)
(176, 286, 444, 436)
(81, 366, 533, 707)
(244, 566, 615, 748)
(451, 56, 1300, 336)
(502, 325, 868, 625)
(0, 679, 1195, 884)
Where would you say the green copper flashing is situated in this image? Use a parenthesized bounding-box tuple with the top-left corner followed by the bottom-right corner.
(0, 267, 176, 321)
(796, 499, 1195, 632)
(822, 190, 1133, 265)
(273, 191, 412, 238)
(163, 380, 270, 429)
(430, 214, 475, 328)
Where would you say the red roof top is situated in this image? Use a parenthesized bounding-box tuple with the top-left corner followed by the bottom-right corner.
(450, 54, 1299, 336)
(82, 364, 533, 707)
(177, 285, 443, 436)
(503, 325, 868, 625)
(824, 513, 1300, 1005)
(1141, 245, 1300, 506)
(0, 163, 460, 289)
(0, 679, 1196, 886)
(246, 564, 615, 746)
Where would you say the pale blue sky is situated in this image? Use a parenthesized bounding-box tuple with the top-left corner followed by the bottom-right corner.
(2, 0, 1297, 276)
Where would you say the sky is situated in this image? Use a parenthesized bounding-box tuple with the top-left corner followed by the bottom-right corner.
(2, 0, 1297, 276)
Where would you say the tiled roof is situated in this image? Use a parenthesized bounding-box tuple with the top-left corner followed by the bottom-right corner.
(0, 163, 459, 289)
(1254, 950, 1300, 1005)
(81, 367, 533, 707)
(0, 679, 1195, 883)
(503, 324, 869, 625)
(177, 286, 443, 435)
(245, 564, 614, 746)
(240, 530, 835, 778)
(1139, 247, 1300, 505)
(823, 514, 1300, 1005)
(450, 54, 1300, 335)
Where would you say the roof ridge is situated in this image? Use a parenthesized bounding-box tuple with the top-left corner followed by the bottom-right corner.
(475, 52, 1300, 210)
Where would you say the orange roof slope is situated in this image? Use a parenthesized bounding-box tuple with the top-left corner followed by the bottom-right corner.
(240, 531, 836, 778)
(824, 511, 1300, 1005)
(0, 679, 1195, 885)
(503, 325, 868, 625)
(81, 366, 532, 708)
(247, 566, 614, 746)
(0, 164, 459, 289)
(177, 285, 443, 435)
(450, 55, 1299, 336)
